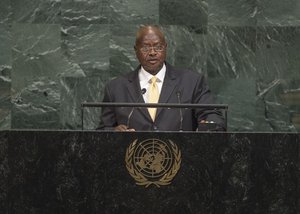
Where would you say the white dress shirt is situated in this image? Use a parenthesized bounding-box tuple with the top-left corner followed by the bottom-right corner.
(138, 63, 166, 103)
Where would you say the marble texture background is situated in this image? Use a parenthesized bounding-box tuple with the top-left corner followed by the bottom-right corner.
(0, 0, 300, 131)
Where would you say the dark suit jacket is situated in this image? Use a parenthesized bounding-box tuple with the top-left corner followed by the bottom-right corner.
(99, 62, 225, 131)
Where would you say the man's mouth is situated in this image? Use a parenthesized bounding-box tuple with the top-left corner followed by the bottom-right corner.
(148, 59, 158, 64)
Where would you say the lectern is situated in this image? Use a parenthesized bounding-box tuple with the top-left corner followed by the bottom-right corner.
(0, 130, 298, 213)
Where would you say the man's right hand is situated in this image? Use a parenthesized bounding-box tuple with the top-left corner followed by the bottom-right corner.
(114, 124, 135, 132)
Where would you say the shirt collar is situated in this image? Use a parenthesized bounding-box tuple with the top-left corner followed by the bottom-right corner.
(140, 63, 166, 83)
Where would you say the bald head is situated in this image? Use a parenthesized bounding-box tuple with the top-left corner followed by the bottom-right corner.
(135, 25, 166, 46)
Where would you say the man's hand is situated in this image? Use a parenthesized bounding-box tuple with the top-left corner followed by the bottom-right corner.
(114, 124, 135, 132)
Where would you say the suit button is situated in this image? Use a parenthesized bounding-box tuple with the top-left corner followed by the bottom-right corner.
(153, 126, 158, 130)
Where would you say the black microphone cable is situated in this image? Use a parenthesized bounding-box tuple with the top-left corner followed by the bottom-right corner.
(126, 88, 147, 128)
(176, 91, 183, 132)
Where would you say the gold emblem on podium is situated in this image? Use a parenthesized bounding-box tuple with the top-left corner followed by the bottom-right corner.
(125, 138, 181, 187)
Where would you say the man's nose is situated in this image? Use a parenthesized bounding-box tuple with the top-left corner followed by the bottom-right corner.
(148, 47, 157, 55)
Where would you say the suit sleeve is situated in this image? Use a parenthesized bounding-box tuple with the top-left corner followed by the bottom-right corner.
(192, 74, 226, 131)
(97, 83, 117, 130)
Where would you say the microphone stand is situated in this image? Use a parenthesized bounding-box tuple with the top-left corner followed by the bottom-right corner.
(176, 91, 183, 132)
(126, 88, 147, 128)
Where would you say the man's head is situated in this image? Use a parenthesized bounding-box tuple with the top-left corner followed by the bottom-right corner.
(134, 25, 167, 75)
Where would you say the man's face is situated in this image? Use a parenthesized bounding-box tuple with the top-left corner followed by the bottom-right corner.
(135, 29, 167, 75)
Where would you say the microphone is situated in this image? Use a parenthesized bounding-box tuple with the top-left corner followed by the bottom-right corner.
(126, 88, 147, 128)
(176, 91, 183, 131)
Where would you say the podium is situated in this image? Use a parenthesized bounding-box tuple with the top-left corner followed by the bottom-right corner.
(0, 130, 299, 213)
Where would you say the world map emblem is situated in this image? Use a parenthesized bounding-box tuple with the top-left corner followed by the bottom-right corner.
(125, 138, 181, 187)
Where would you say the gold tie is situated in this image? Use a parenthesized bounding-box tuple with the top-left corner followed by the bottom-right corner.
(148, 76, 159, 121)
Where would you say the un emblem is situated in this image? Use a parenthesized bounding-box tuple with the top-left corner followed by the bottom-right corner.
(125, 138, 181, 187)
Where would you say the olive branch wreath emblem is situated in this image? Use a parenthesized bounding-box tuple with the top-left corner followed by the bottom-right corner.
(125, 139, 181, 187)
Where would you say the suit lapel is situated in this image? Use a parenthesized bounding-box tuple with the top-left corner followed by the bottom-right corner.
(126, 70, 142, 102)
(126, 67, 152, 121)
(156, 64, 178, 118)
(127, 63, 179, 121)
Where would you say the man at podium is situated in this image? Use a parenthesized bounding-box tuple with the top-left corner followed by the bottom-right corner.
(99, 25, 225, 132)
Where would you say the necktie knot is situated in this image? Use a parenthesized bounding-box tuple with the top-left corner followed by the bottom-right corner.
(150, 76, 157, 84)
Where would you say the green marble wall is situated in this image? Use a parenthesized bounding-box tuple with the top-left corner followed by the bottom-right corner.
(0, 0, 299, 131)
